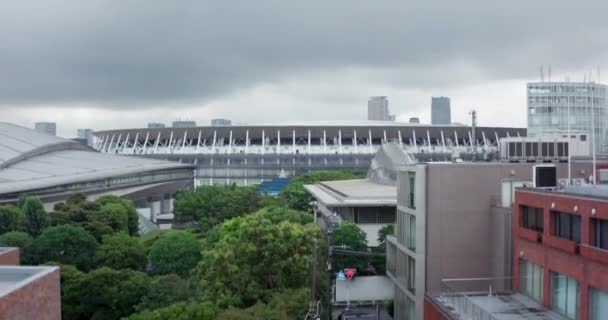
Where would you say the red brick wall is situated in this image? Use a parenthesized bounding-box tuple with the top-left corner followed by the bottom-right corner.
(424, 296, 451, 320)
(0, 268, 61, 320)
(0, 248, 19, 265)
(513, 190, 608, 320)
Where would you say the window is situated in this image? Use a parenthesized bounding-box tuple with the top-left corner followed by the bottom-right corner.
(406, 214, 416, 251)
(408, 174, 416, 209)
(519, 260, 543, 303)
(590, 288, 608, 320)
(580, 135, 587, 142)
(553, 212, 581, 243)
(593, 218, 608, 250)
(522, 206, 544, 232)
(407, 256, 415, 294)
(551, 272, 579, 320)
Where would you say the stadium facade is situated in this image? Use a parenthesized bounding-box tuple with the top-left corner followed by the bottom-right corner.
(93, 121, 526, 186)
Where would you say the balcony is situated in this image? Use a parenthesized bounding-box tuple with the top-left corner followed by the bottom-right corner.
(580, 244, 608, 264)
(430, 278, 569, 320)
(516, 227, 543, 243)
(544, 235, 579, 255)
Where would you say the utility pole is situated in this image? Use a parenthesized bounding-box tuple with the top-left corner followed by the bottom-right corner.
(470, 110, 477, 161)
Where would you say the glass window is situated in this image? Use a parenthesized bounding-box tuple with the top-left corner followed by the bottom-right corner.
(553, 212, 581, 243)
(593, 219, 608, 250)
(519, 260, 543, 302)
(522, 206, 544, 232)
(407, 256, 415, 294)
(590, 288, 608, 320)
(551, 272, 579, 320)
(408, 174, 416, 209)
(407, 214, 416, 251)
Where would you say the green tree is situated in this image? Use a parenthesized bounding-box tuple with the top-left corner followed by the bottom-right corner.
(216, 288, 309, 320)
(331, 222, 368, 272)
(377, 224, 395, 248)
(30, 225, 98, 270)
(0, 205, 22, 234)
(0, 231, 33, 248)
(135, 274, 201, 312)
(94, 233, 147, 271)
(95, 195, 139, 236)
(0, 231, 33, 263)
(149, 230, 201, 276)
(173, 185, 260, 231)
(124, 302, 217, 320)
(77, 267, 150, 320)
(47, 263, 86, 320)
(21, 196, 48, 236)
(196, 208, 326, 308)
(281, 171, 365, 211)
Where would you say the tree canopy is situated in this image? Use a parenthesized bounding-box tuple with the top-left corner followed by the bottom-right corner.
(280, 171, 365, 211)
(196, 207, 325, 308)
(0, 205, 22, 234)
(125, 302, 217, 320)
(173, 185, 261, 231)
(22, 196, 48, 236)
(331, 222, 369, 272)
(149, 230, 201, 276)
(94, 233, 147, 271)
(135, 274, 202, 312)
(30, 225, 98, 270)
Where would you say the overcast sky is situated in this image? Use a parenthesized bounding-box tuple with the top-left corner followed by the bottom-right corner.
(2, 1, 608, 137)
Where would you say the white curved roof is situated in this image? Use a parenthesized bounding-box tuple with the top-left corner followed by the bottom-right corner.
(0, 122, 192, 196)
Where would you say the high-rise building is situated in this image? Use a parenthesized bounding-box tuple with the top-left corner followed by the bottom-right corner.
(77, 128, 93, 140)
(34, 122, 56, 136)
(148, 122, 166, 128)
(527, 81, 608, 153)
(368, 96, 393, 121)
(211, 119, 232, 126)
(431, 97, 451, 125)
(172, 120, 197, 128)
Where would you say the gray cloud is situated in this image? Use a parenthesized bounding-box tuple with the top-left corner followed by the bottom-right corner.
(1, 1, 608, 108)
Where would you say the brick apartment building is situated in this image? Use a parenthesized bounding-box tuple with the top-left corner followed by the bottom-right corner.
(0, 247, 61, 320)
(513, 185, 608, 320)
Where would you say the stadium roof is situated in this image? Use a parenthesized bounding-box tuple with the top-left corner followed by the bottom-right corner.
(0, 122, 192, 196)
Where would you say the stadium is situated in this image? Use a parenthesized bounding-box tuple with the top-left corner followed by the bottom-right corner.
(93, 121, 527, 186)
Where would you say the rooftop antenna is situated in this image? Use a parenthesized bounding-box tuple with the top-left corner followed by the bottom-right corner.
(567, 80, 572, 184)
(540, 65, 544, 82)
(548, 65, 552, 82)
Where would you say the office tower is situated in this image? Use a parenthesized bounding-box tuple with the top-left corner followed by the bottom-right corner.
(527, 81, 608, 153)
(34, 122, 56, 136)
(368, 96, 392, 121)
(148, 122, 166, 129)
(431, 97, 451, 125)
(77, 129, 93, 140)
(211, 119, 232, 126)
(171, 120, 197, 128)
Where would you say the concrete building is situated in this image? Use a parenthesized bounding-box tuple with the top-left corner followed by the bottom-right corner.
(527, 82, 608, 154)
(0, 248, 61, 320)
(148, 122, 166, 129)
(386, 160, 594, 320)
(211, 118, 232, 126)
(368, 97, 393, 121)
(431, 97, 451, 125)
(92, 121, 525, 186)
(0, 122, 194, 232)
(172, 120, 197, 128)
(305, 143, 408, 247)
(34, 122, 56, 136)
